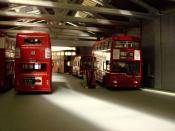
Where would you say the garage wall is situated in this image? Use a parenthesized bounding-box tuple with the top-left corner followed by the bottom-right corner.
(76, 46, 92, 56)
(161, 13, 175, 91)
(142, 17, 160, 88)
(126, 27, 141, 37)
(51, 39, 94, 47)
(142, 13, 175, 92)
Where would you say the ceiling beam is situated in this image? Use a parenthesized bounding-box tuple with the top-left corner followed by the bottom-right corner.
(0, 21, 112, 32)
(6, 35, 96, 41)
(0, 29, 94, 37)
(0, 29, 97, 40)
(52, 35, 96, 41)
(11, 35, 97, 41)
(0, 0, 153, 19)
(130, 0, 160, 15)
(0, 11, 135, 26)
(161, 8, 175, 14)
(167, 0, 175, 2)
(0, 29, 47, 34)
(51, 39, 95, 47)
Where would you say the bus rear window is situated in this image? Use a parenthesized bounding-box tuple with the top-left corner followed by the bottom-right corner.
(21, 63, 47, 71)
(24, 38, 41, 45)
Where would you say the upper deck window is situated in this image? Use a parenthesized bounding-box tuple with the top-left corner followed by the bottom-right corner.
(114, 41, 139, 49)
(24, 38, 41, 45)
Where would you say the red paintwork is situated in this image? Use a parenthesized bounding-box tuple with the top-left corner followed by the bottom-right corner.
(16, 33, 50, 48)
(15, 33, 52, 93)
(104, 73, 141, 88)
(112, 35, 142, 49)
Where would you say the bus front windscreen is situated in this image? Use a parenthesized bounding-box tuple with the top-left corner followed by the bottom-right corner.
(112, 61, 140, 75)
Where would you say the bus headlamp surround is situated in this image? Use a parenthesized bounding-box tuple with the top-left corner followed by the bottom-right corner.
(134, 81, 138, 84)
(113, 80, 118, 84)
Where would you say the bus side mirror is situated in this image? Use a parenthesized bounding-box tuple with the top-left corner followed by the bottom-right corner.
(106, 61, 109, 65)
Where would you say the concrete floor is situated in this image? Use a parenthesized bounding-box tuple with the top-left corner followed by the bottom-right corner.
(0, 73, 175, 131)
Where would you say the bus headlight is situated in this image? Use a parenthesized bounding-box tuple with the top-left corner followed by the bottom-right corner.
(134, 81, 138, 84)
(113, 81, 118, 84)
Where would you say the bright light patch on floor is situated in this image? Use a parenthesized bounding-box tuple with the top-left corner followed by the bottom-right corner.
(43, 88, 175, 131)
(141, 88, 175, 97)
(52, 74, 72, 89)
(52, 75, 67, 83)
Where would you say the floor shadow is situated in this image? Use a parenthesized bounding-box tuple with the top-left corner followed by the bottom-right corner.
(0, 89, 104, 131)
(52, 81, 71, 92)
(0, 87, 13, 94)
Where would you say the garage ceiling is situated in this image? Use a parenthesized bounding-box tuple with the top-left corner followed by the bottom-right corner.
(0, 0, 174, 45)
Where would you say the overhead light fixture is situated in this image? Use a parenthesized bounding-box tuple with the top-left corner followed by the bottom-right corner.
(51, 46, 76, 51)
(66, 22, 78, 27)
(88, 31, 96, 35)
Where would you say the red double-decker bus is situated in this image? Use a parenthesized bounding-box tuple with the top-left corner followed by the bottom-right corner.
(15, 33, 52, 92)
(92, 36, 142, 88)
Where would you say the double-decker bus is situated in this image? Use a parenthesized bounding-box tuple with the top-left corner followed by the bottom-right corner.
(92, 36, 142, 88)
(81, 56, 96, 88)
(0, 34, 15, 92)
(72, 55, 95, 78)
(15, 33, 52, 93)
(72, 55, 83, 78)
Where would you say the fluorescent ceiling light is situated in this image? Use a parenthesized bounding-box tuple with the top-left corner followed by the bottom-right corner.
(66, 22, 78, 27)
(51, 46, 76, 51)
